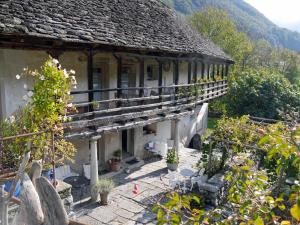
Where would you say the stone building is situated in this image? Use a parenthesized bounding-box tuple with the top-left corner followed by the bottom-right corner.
(0, 0, 233, 184)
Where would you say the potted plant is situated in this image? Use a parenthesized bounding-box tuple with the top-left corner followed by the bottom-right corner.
(108, 149, 122, 172)
(166, 148, 179, 171)
(92, 101, 100, 110)
(91, 178, 115, 205)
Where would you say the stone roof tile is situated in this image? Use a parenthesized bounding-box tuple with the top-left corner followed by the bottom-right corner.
(0, 0, 233, 61)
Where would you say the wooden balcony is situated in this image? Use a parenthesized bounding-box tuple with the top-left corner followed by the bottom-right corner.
(64, 80, 227, 136)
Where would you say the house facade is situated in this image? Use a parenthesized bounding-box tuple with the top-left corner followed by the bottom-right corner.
(0, 0, 233, 183)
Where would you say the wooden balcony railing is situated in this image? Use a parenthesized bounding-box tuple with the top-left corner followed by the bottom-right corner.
(65, 80, 227, 130)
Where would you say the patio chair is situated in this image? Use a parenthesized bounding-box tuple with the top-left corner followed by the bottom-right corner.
(190, 168, 207, 191)
(168, 172, 181, 189)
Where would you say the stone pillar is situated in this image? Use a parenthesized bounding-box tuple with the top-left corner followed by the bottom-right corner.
(174, 119, 180, 153)
(90, 135, 101, 202)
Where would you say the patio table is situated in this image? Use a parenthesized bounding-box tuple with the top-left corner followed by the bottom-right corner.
(179, 167, 197, 193)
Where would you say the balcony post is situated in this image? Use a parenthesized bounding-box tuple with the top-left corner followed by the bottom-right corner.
(225, 64, 229, 77)
(87, 50, 94, 106)
(173, 60, 179, 101)
(158, 60, 163, 108)
(90, 135, 101, 202)
(207, 63, 210, 80)
(139, 58, 145, 97)
(221, 64, 225, 79)
(193, 61, 197, 82)
(212, 64, 215, 80)
(187, 61, 192, 84)
(201, 62, 205, 79)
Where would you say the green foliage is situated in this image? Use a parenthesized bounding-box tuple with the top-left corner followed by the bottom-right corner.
(189, 7, 252, 67)
(91, 178, 115, 194)
(164, 0, 300, 52)
(153, 116, 300, 224)
(166, 148, 179, 164)
(226, 70, 300, 119)
(0, 58, 77, 168)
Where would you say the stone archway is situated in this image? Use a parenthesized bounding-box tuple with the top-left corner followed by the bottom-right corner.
(189, 133, 202, 151)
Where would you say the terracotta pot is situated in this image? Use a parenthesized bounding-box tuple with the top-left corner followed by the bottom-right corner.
(100, 192, 109, 205)
(167, 163, 178, 171)
(108, 159, 121, 172)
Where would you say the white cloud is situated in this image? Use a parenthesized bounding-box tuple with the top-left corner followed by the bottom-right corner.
(245, 0, 300, 31)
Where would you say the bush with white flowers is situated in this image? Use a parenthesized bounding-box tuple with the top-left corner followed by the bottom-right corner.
(1, 58, 77, 169)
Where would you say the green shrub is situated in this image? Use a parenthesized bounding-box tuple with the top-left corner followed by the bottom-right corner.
(226, 69, 300, 119)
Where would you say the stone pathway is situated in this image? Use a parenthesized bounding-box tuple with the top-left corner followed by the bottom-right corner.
(75, 148, 201, 225)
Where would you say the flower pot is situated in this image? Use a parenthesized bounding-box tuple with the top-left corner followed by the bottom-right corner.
(167, 163, 178, 171)
(100, 192, 109, 205)
(108, 159, 121, 172)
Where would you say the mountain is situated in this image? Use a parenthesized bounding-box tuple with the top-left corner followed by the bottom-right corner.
(162, 0, 300, 52)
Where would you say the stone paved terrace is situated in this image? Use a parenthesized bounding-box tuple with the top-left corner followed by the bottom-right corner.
(74, 148, 201, 225)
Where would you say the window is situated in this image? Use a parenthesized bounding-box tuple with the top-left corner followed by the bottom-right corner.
(143, 124, 157, 135)
(146, 65, 159, 80)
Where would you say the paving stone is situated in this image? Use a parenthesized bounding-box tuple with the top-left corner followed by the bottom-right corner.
(114, 208, 135, 219)
(76, 148, 203, 224)
(118, 199, 145, 213)
(88, 205, 117, 224)
(79, 215, 103, 225)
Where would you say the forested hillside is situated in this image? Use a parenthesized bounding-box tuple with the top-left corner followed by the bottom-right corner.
(162, 0, 300, 52)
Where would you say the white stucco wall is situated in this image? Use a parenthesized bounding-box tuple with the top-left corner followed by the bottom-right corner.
(133, 120, 172, 159)
(0, 49, 48, 117)
(175, 103, 208, 147)
(60, 52, 88, 103)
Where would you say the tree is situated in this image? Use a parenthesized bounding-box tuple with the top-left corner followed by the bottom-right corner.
(226, 69, 300, 119)
(189, 7, 253, 68)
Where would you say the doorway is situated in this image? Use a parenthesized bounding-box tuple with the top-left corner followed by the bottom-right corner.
(122, 129, 134, 159)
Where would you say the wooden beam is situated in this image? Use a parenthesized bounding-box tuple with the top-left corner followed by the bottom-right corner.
(139, 58, 145, 97)
(187, 61, 192, 84)
(97, 110, 194, 133)
(158, 61, 163, 95)
(221, 64, 225, 79)
(193, 61, 197, 82)
(225, 64, 229, 77)
(117, 56, 122, 99)
(87, 50, 93, 104)
(207, 64, 210, 79)
(212, 64, 215, 80)
(201, 62, 205, 79)
(174, 60, 179, 85)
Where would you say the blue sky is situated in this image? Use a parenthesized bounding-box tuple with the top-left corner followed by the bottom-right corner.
(244, 0, 300, 32)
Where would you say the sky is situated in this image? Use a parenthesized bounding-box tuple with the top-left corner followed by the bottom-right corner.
(244, 0, 300, 32)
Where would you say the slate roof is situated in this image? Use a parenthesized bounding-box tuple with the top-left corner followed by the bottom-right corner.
(0, 0, 233, 62)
